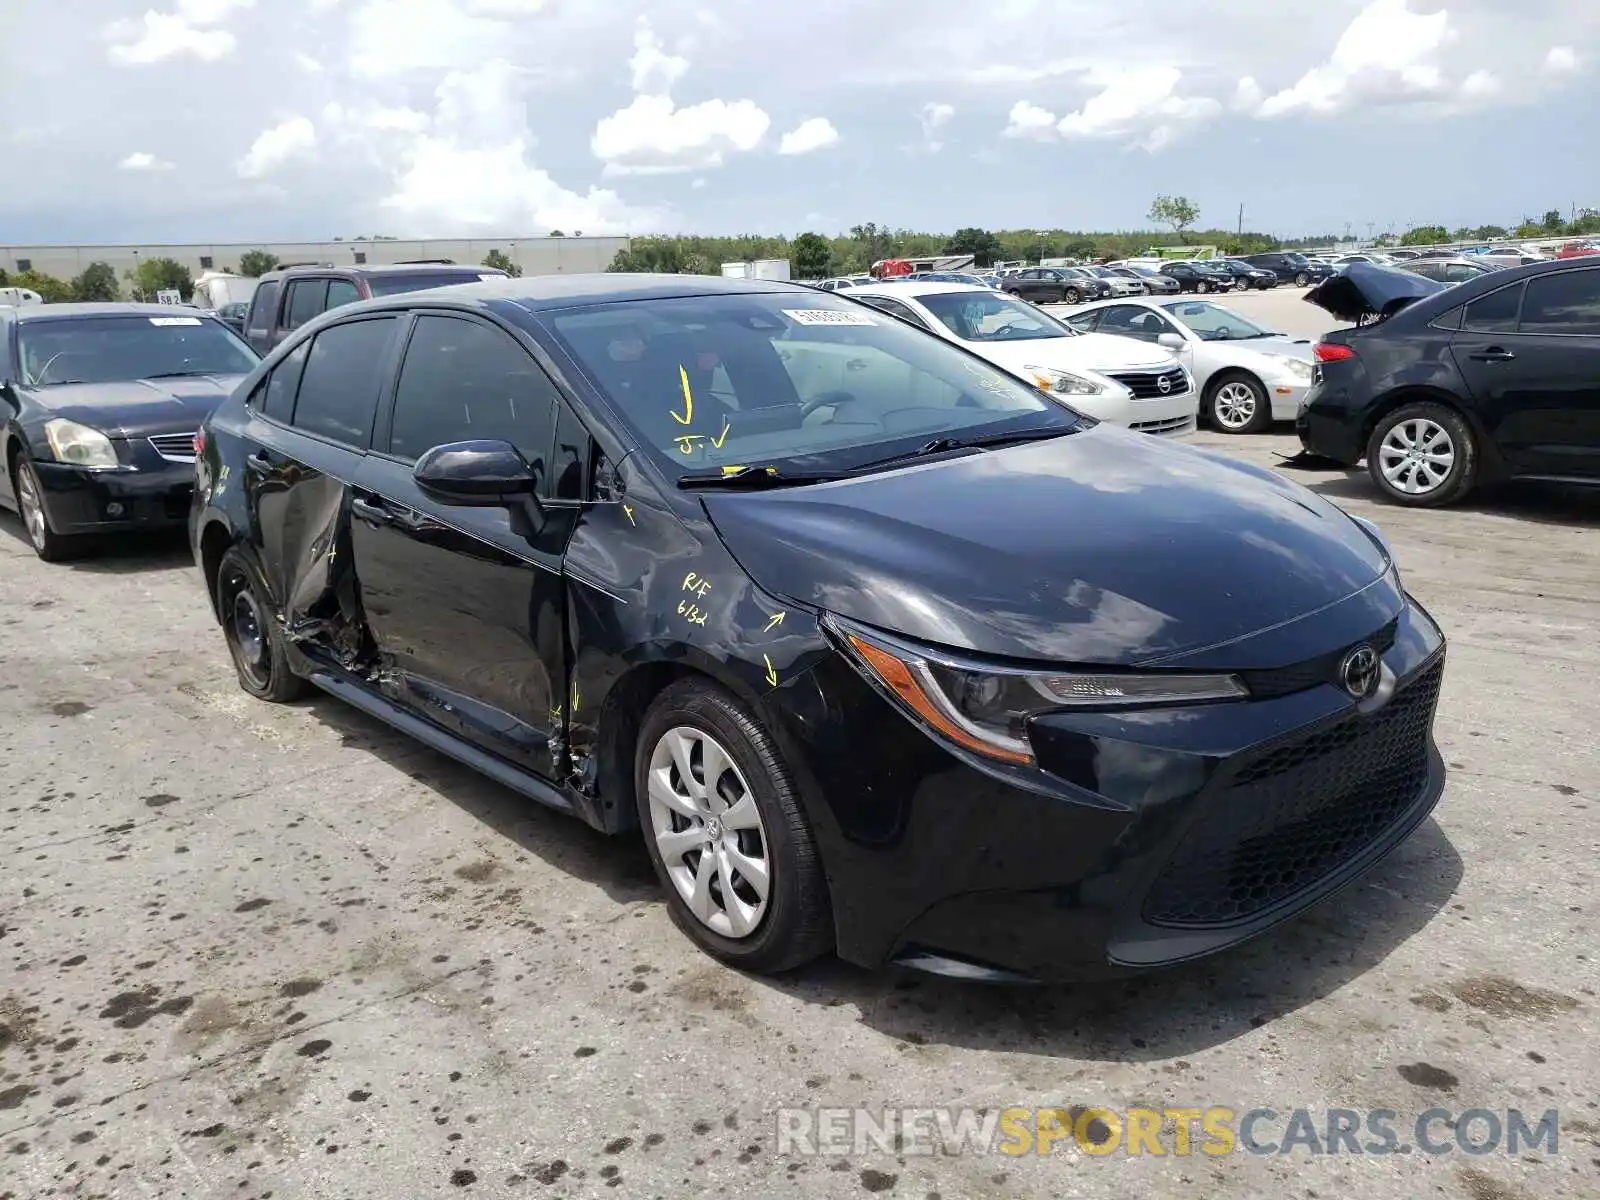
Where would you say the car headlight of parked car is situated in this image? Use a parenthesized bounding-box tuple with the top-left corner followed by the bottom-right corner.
(44, 418, 120, 469)
(832, 619, 1248, 765)
(1024, 365, 1107, 396)
(1265, 355, 1315, 383)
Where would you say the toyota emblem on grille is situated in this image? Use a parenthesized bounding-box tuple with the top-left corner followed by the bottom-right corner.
(1339, 645, 1380, 698)
(1157, 374, 1173, 393)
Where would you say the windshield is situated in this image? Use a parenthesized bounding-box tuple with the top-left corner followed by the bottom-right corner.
(19, 315, 259, 386)
(1285, 253, 1311, 267)
(547, 293, 1072, 477)
(917, 290, 1075, 343)
(1160, 301, 1274, 341)
(366, 271, 504, 297)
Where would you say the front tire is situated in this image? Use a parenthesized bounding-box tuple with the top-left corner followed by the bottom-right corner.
(1365, 401, 1478, 507)
(1206, 373, 1271, 434)
(216, 546, 310, 701)
(1295, 271, 1310, 287)
(11, 457, 86, 563)
(1063, 287, 1082, 305)
(1196, 281, 1210, 294)
(635, 678, 832, 974)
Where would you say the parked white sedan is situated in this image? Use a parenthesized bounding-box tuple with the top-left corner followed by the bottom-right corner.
(1063, 297, 1316, 434)
(845, 282, 1197, 437)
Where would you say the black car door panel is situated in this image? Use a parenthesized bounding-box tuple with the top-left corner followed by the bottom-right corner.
(350, 312, 572, 779)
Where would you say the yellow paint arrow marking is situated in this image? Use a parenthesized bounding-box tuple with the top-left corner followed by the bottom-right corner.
(711, 421, 731, 449)
(763, 611, 786, 633)
(623, 504, 636, 525)
(671, 365, 694, 425)
(762, 654, 779, 687)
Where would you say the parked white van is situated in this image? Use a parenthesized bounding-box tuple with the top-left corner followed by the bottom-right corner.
(0, 287, 43, 308)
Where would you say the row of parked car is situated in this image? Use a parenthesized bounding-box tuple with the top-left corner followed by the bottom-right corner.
(0, 262, 1453, 986)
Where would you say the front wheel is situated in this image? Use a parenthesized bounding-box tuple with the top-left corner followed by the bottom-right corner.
(216, 546, 310, 701)
(1206, 374, 1271, 434)
(635, 678, 832, 974)
(11, 458, 85, 562)
(1295, 271, 1310, 287)
(1366, 402, 1478, 507)
(1062, 287, 1082, 305)
(1195, 281, 1210, 294)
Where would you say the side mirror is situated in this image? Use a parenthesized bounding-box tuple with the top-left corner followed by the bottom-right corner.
(413, 439, 537, 507)
(1157, 332, 1187, 350)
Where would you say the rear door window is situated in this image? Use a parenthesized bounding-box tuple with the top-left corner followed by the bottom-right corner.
(246, 281, 280, 338)
(284, 279, 328, 330)
(290, 317, 400, 447)
(1518, 269, 1600, 335)
(326, 279, 362, 311)
(262, 341, 309, 422)
(1462, 283, 1524, 334)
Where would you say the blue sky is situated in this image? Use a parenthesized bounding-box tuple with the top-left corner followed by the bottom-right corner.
(2, 0, 1596, 244)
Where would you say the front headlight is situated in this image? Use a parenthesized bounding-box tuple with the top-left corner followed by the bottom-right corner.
(44, 419, 120, 469)
(1266, 355, 1315, 383)
(1024, 365, 1106, 396)
(832, 619, 1248, 766)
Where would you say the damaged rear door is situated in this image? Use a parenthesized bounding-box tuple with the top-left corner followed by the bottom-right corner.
(243, 313, 403, 668)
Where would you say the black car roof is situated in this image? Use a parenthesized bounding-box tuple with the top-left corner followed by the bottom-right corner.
(10, 302, 217, 323)
(260, 263, 499, 280)
(364, 272, 814, 314)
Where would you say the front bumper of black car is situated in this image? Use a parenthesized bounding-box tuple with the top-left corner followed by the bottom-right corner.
(31, 439, 196, 535)
(769, 597, 1446, 983)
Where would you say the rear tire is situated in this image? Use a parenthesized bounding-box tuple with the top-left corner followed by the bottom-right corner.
(216, 546, 310, 702)
(1365, 401, 1478, 507)
(1295, 271, 1310, 287)
(635, 678, 832, 974)
(11, 457, 86, 563)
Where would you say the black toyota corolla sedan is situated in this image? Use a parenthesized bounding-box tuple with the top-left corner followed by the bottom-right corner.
(1, 302, 258, 560)
(190, 274, 1447, 983)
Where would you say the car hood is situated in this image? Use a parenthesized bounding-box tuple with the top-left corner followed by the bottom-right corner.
(1206, 334, 1314, 360)
(1304, 263, 1443, 323)
(25, 376, 246, 438)
(702, 426, 1396, 668)
(972, 332, 1174, 375)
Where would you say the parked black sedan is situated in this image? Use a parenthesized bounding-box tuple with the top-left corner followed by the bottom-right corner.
(192, 273, 1446, 983)
(1217, 259, 1279, 290)
(1, 303, 258, 560)
(1001, 267, 1111, 305)
(1293, 259, 1600, 506)
(1158, 261, 1237, 294)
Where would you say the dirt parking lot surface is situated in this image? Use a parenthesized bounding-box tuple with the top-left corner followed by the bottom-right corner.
(2, 424, 1597, 1199)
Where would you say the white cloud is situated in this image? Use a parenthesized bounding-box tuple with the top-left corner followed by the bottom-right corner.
(919, 101, 954, 151)
(591, 19, 770, 176)
(237, 117, 317, 178)
(296, 52, 324, 73)
(380, 59, 659, 234)
(778, 117, 839, 156)
(1055, 66, 1221, 150)
(346, 0, 549, 78)
(105, 0, 254, 64)
(691, 177, 707, 189)
(1546, 45, 1580, 74)
(1232, 76, 1265, 113)
(119, 152, 174, 171)
(1002, 100, 1059, 140)
(1248, 0, 1485, 118)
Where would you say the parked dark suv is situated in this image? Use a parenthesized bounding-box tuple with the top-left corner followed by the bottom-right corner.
(242, 262, 507, 355)
(191, 273, 1445, 983)
(1293, 260, 1600, 506)
(1240, 252, 1333, 288)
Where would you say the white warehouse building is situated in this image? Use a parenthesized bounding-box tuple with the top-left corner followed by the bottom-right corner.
(2, 235, 631, 282)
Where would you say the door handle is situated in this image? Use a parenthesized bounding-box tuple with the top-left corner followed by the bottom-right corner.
(1470, 348, 1515, 362)
(350, 495, 393, 526)
(845, 358, 869, 371)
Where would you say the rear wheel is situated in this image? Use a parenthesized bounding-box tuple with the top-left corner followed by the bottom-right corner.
(1365, 401, 1478, 507)
(11, 457, 85, 563)
(635, 678, 832, 974)
(1295, 271, 1310, 287)
(1206, 373, 1271, 434)
(216, 546, 310, 701)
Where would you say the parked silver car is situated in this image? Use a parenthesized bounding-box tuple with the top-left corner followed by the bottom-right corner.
(1065, 297, 1315, 434)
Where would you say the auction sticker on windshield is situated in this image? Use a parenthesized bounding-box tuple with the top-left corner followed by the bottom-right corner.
(150, 317, 203, 326)
(783, 309, 879, 326)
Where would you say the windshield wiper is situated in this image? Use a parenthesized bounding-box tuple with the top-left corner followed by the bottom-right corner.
(677, 465, 837, 490)
(848, 425, 1074, 472)
(143, 370, 218, 379)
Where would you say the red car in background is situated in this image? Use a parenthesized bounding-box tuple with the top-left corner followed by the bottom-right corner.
(1556, 240, 1599, 258)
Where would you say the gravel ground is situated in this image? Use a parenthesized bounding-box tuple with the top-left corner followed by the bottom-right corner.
(2, 381, 1597, 1199)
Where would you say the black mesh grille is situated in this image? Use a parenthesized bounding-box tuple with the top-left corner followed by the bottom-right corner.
(1238, 619, 1399, 700)
(1143, 656, 1443, 928)
(1107, 367, 1190, 399)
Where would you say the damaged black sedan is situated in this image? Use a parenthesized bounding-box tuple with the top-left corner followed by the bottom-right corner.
(191, 274, 1447, 983)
